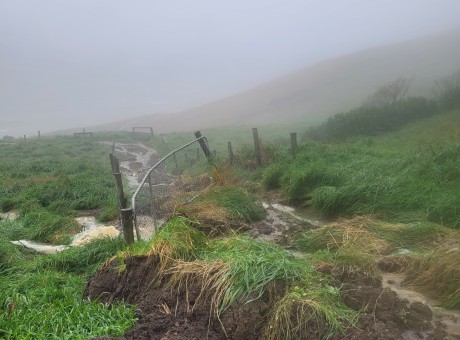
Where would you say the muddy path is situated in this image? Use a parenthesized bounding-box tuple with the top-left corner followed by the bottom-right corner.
(113, 143, 161, 190)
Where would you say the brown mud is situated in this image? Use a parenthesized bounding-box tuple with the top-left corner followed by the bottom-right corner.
(85, 202, 457, 339)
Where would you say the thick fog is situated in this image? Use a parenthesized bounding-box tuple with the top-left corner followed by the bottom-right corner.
(1, 0, 460, 137)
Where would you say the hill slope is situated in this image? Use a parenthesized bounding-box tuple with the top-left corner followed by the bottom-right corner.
(71, 29, 460, 134)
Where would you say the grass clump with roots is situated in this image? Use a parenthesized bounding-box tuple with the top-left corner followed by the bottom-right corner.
(161, 230, 359, 338)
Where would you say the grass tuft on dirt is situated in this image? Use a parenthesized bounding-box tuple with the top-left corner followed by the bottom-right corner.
(199, 186, 266, 222)
(265, 284, 358, 340)
(404, 248, 460, 309)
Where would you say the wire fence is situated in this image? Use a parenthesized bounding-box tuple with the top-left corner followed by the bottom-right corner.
(131, 136, 213, 239)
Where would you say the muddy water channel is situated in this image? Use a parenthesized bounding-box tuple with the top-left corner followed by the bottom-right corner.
(252, 202, 460, 339)
(383, 273, 460, 339)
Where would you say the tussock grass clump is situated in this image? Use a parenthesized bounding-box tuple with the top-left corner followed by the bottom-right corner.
(166, 234, 358, 338)
(296, 217, 393, 255)
(262, 163, 285, 189)
(265, 285, 358, 340)
(180, 203, 234, 237)
(295, 217, 399, 277)
(389, 222, 453, 248)
(201, 187, 266, 222)
(404, 248, 460, 309)
(169, 235, 313, 314)
(182, 203, 230, 225)
(282, 165, 343, 205)
(145, 216, 207, 273)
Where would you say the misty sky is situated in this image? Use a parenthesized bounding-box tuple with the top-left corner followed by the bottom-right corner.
(1, 0, 460, 136)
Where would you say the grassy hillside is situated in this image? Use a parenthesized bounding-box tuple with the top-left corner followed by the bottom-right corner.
(261, 107, 460, 228)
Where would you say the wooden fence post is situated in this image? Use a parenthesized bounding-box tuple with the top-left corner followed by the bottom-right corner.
(290, 132, 298, 159)
(227, 141, 234, 165)
(38, 130, 41, 139)
(23, 135, 27, 143)
(120, 208, 134, 244)
(252, 128, 262, 166)
(109, 153, 135, 244)
(194, 130, 212, 159)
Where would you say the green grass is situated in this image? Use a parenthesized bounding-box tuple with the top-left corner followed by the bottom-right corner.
(0, 136, 119, 242)
(0, 135, 138, 338)
(199, 186, 266, 222)
(0, 236, 135, 339)
(0, 270, 136, 339)
(260, 108, 460, 228)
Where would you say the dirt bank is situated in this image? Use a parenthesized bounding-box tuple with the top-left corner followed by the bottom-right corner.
(85, 253, 449, 340)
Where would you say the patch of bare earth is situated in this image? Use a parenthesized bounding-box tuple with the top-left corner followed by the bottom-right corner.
(85, 255, 268, 340)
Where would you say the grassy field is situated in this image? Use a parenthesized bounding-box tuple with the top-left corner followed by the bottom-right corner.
(0, 137, 137, 338)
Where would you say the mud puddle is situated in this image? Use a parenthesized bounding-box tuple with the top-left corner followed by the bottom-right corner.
(383, 272, 460, 339)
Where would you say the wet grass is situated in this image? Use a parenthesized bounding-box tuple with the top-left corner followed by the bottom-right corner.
(294, 216, 460, 309)
(0, 237, 136, 339)
(0, 137, 118, 242)
(0, 136, 137, 338)
(132, 217, 360, 339)
(199, 186, 266, 222)
(261, 108, 460, 229)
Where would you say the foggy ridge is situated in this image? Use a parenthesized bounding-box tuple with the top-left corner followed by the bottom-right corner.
(60, 29, 460, 135)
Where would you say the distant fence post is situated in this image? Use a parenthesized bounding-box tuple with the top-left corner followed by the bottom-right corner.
(227, 141, 234, 165)
(290, 132, 298, 159)
(38, 130, 41, 139)
(194, 130, 212, 159)
(23, 135, 27, 143)
(252, 128, 262, 166)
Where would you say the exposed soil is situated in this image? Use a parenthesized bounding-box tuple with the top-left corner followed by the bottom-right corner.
(86, 255, 268, 340)
(84, 201, 456, 339)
